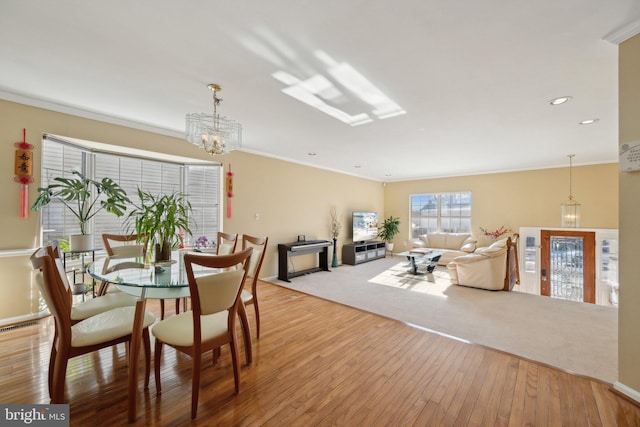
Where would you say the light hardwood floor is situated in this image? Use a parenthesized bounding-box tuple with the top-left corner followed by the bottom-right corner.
(1, 281, 638, 426)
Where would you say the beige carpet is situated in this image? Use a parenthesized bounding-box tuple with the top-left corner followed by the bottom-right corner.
(268, 255, 618, 383)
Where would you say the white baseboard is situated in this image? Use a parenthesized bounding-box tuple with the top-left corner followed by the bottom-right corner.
(0, 310, 49, 329)
(613, 381, 640, 404)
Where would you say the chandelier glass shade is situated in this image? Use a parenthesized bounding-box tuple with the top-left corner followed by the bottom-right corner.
(185, 84, 242, 155)
(561, 154, 581, 228)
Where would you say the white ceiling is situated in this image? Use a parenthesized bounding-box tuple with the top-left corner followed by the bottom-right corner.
(2, 1, 640, 181)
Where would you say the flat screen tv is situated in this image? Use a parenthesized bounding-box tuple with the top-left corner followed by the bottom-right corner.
(352, 211, 379, 243)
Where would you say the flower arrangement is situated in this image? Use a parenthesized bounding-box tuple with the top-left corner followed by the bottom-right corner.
(194, 235, 212, 249)
(329, 206, 342, 239)
(479, 226, 512, 239)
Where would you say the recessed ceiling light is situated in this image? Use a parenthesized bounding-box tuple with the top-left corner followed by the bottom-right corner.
(579, 119, 599, 125)
(549, 96, 572, 105)
(308, 152, 317, 156)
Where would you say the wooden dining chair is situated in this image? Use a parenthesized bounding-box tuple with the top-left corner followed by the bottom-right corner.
(152, 247, 253, 419)
(44, 245, 137, 324)
(30, 247, 155, 403)
(100, 233, 148, 294)
(238, 235, 268, 364)
(216, 231, 238, 255)
(100, 233, 183, 320)
(174, 232, 238, 315)
(102, 232, 148, 257)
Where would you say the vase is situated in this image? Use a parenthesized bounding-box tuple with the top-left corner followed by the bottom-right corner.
(69, 234, 94, 252)
(155, 241, 172, 263)
(331, 238, 339, 268)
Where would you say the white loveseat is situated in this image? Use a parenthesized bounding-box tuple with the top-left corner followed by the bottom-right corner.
(409, 232, 477, 266)
(446, 238, 508, 290)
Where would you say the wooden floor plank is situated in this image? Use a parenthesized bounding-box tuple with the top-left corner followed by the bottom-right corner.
(0, 280, 638, 426)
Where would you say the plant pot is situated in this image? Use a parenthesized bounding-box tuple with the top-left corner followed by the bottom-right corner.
(155, 241, 172, 263)
(385, 242, 394, 253)
(69, 234, 94, 252)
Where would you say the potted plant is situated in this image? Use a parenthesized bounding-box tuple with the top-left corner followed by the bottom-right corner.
(378, 216, 401, 252)
(32, 170, 130, 251)
(127, 189, 193, 262)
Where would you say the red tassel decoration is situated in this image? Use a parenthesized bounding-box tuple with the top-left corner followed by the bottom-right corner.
(226, 164, 234, 218)
(14, 129, 34, 218)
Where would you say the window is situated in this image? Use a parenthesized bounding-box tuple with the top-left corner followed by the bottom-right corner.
(410, 192, 471, 238)
(40, 136, 221, 251)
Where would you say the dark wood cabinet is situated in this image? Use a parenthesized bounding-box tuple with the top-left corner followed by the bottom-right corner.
(342, 241, 386, 265)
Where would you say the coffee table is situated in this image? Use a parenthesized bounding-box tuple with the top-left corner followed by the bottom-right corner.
(396, 250, 442, 275)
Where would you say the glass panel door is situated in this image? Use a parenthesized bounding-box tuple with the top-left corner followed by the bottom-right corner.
(540, 230, 596, 303)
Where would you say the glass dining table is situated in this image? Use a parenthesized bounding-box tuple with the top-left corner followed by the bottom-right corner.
(87, 250, 216, 422)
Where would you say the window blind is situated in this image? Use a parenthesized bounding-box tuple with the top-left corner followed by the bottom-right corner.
(40, 137, 221, 251)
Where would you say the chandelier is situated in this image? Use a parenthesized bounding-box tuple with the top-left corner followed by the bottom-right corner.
(185, 83, 242, 155)
(561, 154, 581, 228)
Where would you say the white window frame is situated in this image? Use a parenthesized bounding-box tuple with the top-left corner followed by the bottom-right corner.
(410, 192, 472, 238)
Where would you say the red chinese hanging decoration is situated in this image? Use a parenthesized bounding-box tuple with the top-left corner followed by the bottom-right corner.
(226, 164, 234, 218)
(14, 128, 34, 218)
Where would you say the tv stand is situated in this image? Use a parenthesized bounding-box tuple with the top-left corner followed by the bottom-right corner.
(342, 241, 386, 265)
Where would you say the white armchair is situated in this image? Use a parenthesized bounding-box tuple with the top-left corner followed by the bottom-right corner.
(447, 238, 508, 291)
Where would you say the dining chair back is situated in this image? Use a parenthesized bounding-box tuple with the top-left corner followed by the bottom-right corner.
(239, 235, 268, 350)
(102, 233, 148, 260)
(43, 245, 137, 322)
(99, 233, 147, 295)
(30, 247, 155, 403)
(152, 247, 253, 419)
(216, 231, 238, 255)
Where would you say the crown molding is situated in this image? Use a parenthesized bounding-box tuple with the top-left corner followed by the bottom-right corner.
(603, 19, 640, 44)
(0, 89, 184, 139)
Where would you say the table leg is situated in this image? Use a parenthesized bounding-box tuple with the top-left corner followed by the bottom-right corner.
(128, 289, 147, 423)
(409, 257, 418, 274)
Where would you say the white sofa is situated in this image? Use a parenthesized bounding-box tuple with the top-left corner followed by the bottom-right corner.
(410, 232, 477, 265)
(446, 238, 508, 291)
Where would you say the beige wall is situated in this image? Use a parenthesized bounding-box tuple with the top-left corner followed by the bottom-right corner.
(0, 99, 383, 321)
(383, 165, 618, 250)
(618, 34, 640, 395)
(219, 150, 384, 277)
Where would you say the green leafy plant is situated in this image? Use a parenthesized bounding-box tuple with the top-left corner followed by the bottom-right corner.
(378, 216, 401, 242)
(127, 189, 193, 261)
(31, 170, 130, 234)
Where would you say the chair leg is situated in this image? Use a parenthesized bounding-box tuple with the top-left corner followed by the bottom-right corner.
(175, 298, 180, 314)
(230, 336, 241, 394)
(253, 299, 261, 339)
(238, 303, 252, 365)
(154, 340, 163, 394)
(97, 281, 109, 296)
(160, 300, 165, 320)
(191, 352, 202, 419)
(212, 347, 221, 366)
(48, 332, 58, 399)
(143, 328, 151, 389)
(51, 345, 69, 403)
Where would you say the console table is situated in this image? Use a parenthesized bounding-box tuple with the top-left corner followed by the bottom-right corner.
(278, 240, 331, 282)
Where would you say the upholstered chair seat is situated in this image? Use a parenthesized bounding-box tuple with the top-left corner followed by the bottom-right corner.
(152, 310, 228, 347)
(70, 306, 154, 347)
(71, 292, 137, 321)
